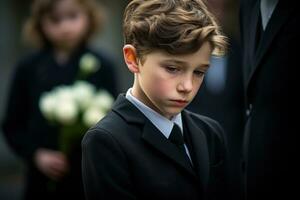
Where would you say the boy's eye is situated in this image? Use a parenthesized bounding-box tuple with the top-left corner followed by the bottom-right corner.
(194, 70, 205, 76)
(165, 66, 179, 73)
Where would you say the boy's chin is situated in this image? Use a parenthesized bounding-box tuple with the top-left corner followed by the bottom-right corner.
(163, 110, 184, 119)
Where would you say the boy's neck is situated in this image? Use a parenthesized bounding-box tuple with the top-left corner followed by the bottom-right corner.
(131, 85, 176, 120)
(131, 82, 150, 108)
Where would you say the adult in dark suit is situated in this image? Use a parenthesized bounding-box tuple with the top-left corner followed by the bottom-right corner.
(239, 0, 298, 199)
(82, 95, 228, 200)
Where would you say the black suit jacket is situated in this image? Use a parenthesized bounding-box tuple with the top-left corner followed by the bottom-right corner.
(240, 1, 298, 199)
(82, 95, 229, 200)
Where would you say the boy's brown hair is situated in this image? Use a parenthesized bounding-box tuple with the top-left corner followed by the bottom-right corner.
(23, 0, 105, 48)
(123, 0, 227, 62)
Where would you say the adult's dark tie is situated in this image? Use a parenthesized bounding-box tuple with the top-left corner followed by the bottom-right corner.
(169, 124, 191, 164)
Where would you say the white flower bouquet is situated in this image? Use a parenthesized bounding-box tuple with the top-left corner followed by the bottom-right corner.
(39, 80, 114, 154)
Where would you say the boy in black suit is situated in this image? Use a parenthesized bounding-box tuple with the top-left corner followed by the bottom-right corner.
(82, 0, 228, 199)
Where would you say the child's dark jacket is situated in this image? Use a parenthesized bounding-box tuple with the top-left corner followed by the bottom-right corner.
(82, 94, 229, 200)
(2, 46, 118, 200)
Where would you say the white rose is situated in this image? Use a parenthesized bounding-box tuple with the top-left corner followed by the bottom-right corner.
(72, 81, 96, 109)
(39, 92, 57, 120)
(54, 86, 74, 101)
(83, 107, 106, 127)
(79, 53, 101, 74)
(92, 90, 114, 111)
(54, 98, 78, 125)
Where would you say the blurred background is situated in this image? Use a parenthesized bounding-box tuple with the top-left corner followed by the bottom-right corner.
(0, 0, 242, 199)
(0, 0, 130, 199)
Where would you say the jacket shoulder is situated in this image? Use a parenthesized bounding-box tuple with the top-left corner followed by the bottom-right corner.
(185, 110, 224, 136)
(184, 110, 226, 151)
(15, 50, 45, 71)
(82, 110, 131, 144)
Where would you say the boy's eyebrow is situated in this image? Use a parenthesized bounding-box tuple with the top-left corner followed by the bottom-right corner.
(162, 59, 210, 68)
(200, 63, 210, 68)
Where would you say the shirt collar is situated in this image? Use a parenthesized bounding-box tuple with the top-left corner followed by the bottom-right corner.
(126, 88, 183, 138)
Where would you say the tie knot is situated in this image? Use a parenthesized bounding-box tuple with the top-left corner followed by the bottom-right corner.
(169, 124, 184, 145)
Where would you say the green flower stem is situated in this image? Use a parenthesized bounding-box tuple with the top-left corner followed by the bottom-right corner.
(59, 122, 88, 155)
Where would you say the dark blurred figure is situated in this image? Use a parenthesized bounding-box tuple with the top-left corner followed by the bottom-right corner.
(188, 0, 244, 199)
(1, 0, 118, 200)
(239, 0, 298, 199)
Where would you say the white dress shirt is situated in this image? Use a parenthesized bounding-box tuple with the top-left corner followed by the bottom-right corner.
(126, 88, 192, 161)
(260, 0, 279, 30)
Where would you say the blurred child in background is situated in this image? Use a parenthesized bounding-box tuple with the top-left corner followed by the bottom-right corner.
(1, 0, 118, 199)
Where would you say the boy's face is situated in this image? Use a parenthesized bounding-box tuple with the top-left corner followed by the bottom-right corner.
(126, 42, 212, 119)
(41, 0, 89, 51)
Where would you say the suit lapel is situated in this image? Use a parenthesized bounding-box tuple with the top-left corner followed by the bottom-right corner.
(246, 2, 292, 92)
(182, 111, 210, 191)
(112, 94, 196, 177)
(246, 0, 261, 79)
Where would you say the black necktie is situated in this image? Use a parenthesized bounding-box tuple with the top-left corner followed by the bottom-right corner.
(169, 124, 191, 164)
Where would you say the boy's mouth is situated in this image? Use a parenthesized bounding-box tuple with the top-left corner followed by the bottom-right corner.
(170, 99, 189, 107)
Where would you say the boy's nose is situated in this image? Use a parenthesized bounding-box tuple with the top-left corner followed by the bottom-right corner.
(178, 76, 193, 93)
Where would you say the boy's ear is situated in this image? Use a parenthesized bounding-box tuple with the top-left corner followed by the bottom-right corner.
(123, 44, 139, 73)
